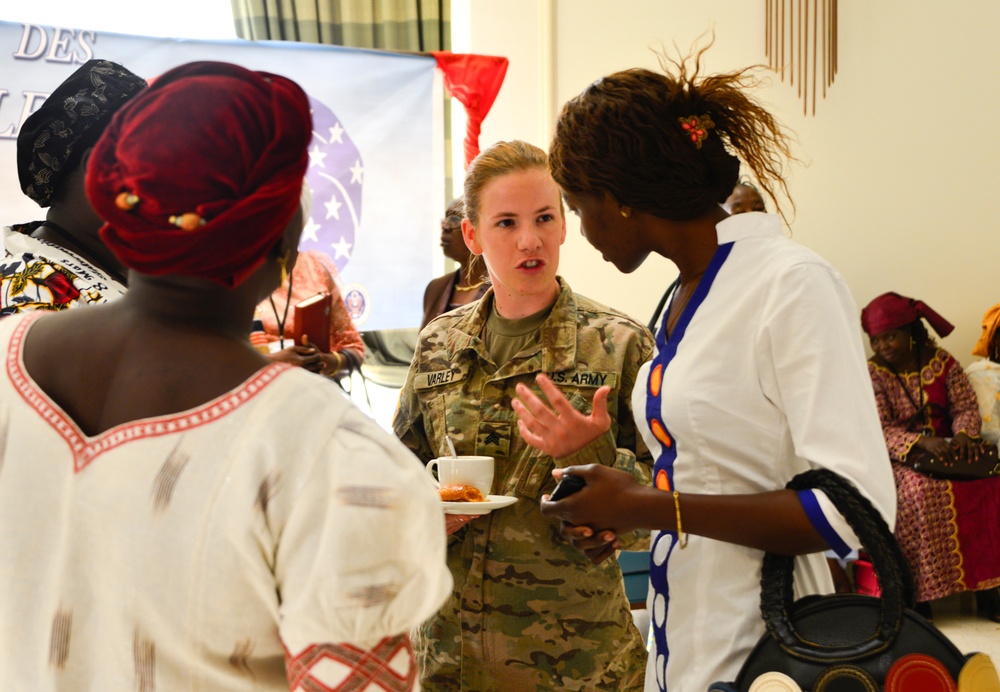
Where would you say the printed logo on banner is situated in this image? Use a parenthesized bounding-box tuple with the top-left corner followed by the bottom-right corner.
(343, 284, 371, 326)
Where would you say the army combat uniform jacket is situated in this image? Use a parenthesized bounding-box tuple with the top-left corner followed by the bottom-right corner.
(394, 278, 654, 691)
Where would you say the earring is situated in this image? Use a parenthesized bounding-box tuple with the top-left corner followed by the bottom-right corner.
(620, 208, 631, 219)
(276, 250, 291, 286)
(909, 337, 915, 351)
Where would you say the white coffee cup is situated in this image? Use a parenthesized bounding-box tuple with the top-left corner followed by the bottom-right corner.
(426, 455, 495, 497)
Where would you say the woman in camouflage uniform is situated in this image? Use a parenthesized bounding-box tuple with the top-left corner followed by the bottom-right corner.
(394, 140, 653, 691)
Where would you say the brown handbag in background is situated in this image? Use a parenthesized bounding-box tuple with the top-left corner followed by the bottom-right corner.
(901, 443, 1000, 481)
(889, 367, 1000, 480)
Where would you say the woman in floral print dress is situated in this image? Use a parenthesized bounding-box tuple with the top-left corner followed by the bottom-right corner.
(862, 291, 1000, 621)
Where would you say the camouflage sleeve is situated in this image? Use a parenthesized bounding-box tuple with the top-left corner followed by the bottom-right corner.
(554, 429, 648, 483)
(392, 358, 469, 549)
(610, 320, 654, 550)
(391, 367, 436, 465)
(553, 432, 651, 552)
(615, 319, 655, 481)
(610, 425, 653, 551)
(555, 317, 654, 550)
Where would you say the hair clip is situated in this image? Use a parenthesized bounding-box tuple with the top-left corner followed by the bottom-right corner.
(168, 212, 205, 231)
(678, 114, 715, 149)
(115, 192, 140, 210)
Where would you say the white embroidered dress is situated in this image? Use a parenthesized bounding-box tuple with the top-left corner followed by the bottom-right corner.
(0, 313, 451, 690)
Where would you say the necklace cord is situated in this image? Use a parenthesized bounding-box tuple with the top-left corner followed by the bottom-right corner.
(269, 271, 295, 350)
(453, 267, 487, 293)
(889, 345, 930, 434)
(665, 278, 701, 336)
(453, 279, 486, 292)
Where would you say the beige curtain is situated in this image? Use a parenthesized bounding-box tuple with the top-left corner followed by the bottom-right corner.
(231, 0, 450, 52)
(231, 0, 454, 202)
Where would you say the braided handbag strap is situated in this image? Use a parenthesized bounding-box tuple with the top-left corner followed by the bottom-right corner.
(760, 469, 914, 661)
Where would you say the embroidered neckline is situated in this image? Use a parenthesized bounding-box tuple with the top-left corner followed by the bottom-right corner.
(7, 314, 292, 473)
(869, 348, 948, 383)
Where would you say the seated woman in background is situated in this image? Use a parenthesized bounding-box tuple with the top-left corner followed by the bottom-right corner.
(0, 61, 450, 689)
(254, 245, 364, 379)
(723, 179, 766, 215)
(967, 303, 1000, 447)
(420, 195, 489, 329)
(862, 291, 1000, 622)
(394, 140, 653, 691)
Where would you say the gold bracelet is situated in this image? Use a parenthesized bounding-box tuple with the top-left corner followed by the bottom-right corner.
(329, 351, 344, 374)
(672, 490, 688, 549)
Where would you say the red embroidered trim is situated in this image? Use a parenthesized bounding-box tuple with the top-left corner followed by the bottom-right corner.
(6, 314, 292, 473)
(284, 634, 416, 692)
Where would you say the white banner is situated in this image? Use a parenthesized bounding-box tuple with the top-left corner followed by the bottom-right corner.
(0, 20, 442, 330)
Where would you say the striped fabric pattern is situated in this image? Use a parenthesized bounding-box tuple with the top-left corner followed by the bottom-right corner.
(231, 0, 450, 52)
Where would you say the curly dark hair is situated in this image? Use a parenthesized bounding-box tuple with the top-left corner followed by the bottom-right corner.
(550, 42, 794, 221)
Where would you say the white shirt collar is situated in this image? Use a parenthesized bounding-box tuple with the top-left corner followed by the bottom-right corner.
(715, 211, 783, 244)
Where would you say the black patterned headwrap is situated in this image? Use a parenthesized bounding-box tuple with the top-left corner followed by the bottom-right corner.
(17, 59, 146, 207)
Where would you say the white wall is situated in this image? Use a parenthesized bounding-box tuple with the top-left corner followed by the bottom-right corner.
(4, 1, 237, 40)
(463, 0, 999, 364)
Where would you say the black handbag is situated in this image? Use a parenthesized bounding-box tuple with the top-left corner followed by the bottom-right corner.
(901, 444, 1000, 481)
(709, 469, 999, 691)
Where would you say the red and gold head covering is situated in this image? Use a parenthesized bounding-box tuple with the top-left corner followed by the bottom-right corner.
(86, 61, 312, 288)
(860, 291, 954, 338)
(973, 304, 1000, 358)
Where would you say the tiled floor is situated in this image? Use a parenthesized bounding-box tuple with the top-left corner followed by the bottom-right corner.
(934, 592, 1000, 665)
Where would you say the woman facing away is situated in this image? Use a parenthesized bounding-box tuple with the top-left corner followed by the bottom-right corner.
(512, 48, 897, 691)
(862, 292, 1000, 622)
(393, 140, 654, 691)
(0, 61, 450, 690)
(420, 195, 490, 329)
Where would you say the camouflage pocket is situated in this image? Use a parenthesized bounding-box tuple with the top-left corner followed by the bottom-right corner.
(420, 387, 477, 456)
(477, 421, 511, 458)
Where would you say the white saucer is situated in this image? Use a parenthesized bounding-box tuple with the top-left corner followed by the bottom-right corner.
(442, 494, 518, 515)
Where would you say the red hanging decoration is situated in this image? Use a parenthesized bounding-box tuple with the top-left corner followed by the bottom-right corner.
(431, 51, 509, 168)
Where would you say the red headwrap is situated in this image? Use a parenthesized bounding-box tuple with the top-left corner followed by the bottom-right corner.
(860, 292, 954, 338)
(86, 61, 312, 288)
